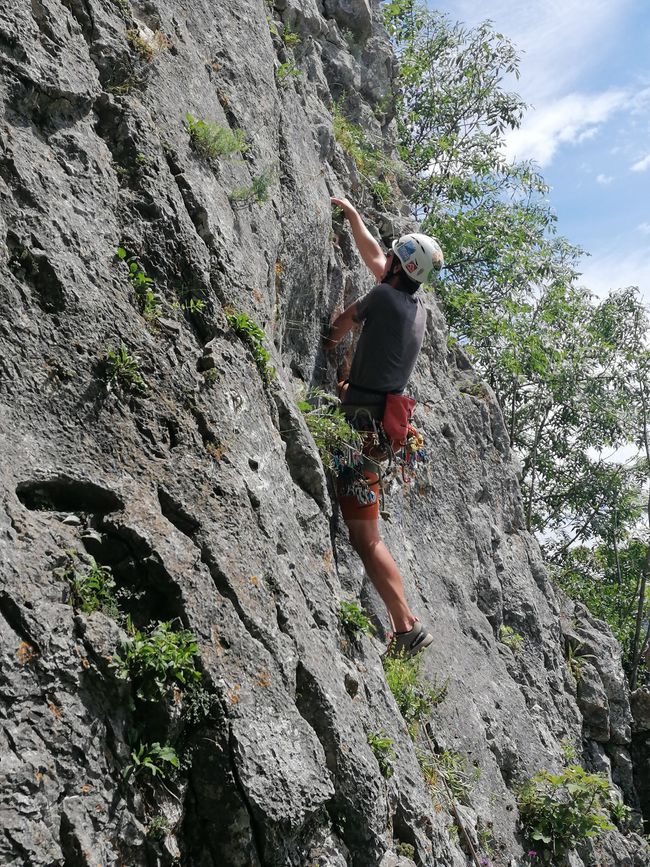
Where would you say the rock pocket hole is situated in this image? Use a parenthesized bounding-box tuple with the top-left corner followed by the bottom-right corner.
(16, 477, 124, 514)
(7, 231, 66, 313)
(157, 487, 200, 539)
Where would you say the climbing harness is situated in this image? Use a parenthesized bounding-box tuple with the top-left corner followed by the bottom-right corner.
(336, 404, 429, 512)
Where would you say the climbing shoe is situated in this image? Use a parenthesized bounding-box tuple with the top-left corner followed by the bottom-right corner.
(386, 621, 434, 659)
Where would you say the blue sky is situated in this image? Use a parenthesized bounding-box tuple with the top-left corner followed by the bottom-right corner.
(439, 0, 650, 300)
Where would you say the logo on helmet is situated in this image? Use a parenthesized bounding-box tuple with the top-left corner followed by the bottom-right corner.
(397, 241, 416, 258)
(405, 261, 418, 274)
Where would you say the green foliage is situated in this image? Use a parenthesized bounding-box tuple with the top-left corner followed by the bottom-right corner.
(124, 741, 179, 780)
(417, 747, 472, 802)
(499, 625, 524, 653)
(609, 797, 632, 831)
(383, 653, 447, 738)
(332, 101, 396, 204)
(116, 247, 161, 323)
(113, 620, 201, 701)
(225, 310, 275, 383)
(517, 765, 614, 857)
(560, 739, 578, 766)
(281, 27, 300, 47)
(394, 842, 415, 859)
(185, 113, 247, 160)
(230, 167, 275, 205)
(174, 286, 207, 316)
(276, 60, 300, 83)
(565, 640, 594, 682)
(338, 600, 376, 636)
(367, 730, 396, 778)
(146, 814, 171, 841)
(182, 682, 220, 727)
(203, 368, 219, 385)
(63, 553, 118, 618)
(299, 389, 362, 473)
(105, 343, 147, 393)
(385, 2, 650, 694)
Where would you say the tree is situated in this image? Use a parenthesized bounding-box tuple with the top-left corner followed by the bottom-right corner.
(383, 1, 650, 686)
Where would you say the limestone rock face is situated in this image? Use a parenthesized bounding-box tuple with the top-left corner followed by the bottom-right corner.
(0, 1, 648, 866)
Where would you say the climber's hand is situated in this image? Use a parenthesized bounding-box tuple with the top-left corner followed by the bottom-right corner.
(330, 196, 356, 218)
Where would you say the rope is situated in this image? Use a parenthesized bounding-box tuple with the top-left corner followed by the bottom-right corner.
(423, 722, 483, 867)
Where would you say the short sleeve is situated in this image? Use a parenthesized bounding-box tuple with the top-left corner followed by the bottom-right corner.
(353, 284, 384, 323)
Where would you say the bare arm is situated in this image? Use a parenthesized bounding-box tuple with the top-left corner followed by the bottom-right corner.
(322, 301, 358, 351)
(331, 196, 387, 280)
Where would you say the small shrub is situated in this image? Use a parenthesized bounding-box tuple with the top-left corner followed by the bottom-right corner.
(282, 27, 300, 47)
(126, 29, 155, 62)
(339, 600, 375, 636)
(63, 553, 118, 618)
(147, 814, 171, 841)
(609, 797, 632, 831)
(332, 101, 395, 204)
(113, 619, 202, 701)
(116, 247, 161, 323)
(182, 682, 220, 727)
(367, 730, 396, 778)
(516, 765, 614, 858)
(418, 748, 472, 802)
(565, 640, 594, 682)
(203, 368, 219, 385)
(298, 389, 362, 473)
(276, 59, 300, 83)
(225, 310, 275, 383)
(560, 739, 578, 766)
(383, 653, 447, 739)
(499, 625, 524, 653)
(395, 842, 415, 859)
(174, 286, 207, 316)
(124, 741, 179, 780)
(105, 343, 147, 393)
(230, 167, 275, 206)
(185, 113, 247, 160)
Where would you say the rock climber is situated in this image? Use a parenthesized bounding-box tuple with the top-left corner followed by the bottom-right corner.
(323, 195, 444, 657)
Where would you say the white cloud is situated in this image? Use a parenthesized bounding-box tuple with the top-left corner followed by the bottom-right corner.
(637, 222, 650, 235)
(577, 245, 650, 301)
(442, 0, 633, 101)
(596, 173, 614, 185)
(504, 89, 628, 167)
(631, 153, 650, 172)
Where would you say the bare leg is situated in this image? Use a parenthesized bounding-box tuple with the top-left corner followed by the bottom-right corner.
(346, 517, 415, 633)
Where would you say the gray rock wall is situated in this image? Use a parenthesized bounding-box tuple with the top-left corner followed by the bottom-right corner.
(0, 0, 648, 865)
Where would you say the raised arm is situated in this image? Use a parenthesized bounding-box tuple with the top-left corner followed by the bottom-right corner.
(331, 196, 387, 280)
(322, 301, 358, 351)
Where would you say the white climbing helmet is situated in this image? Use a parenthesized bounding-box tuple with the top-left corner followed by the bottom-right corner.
(391, 232, 444, 284)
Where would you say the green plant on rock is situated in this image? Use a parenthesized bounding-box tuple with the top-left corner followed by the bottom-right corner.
(367, 730, 396, 778)
(105, 343, 147, 393)
(276, 59, 300, 84)
(225, 309, 275, 383)
(516, 765, 614, 859)
(281, 27, 300, 47)
(124, 741, 179, 781)
(174, 286, 207, 316)
(113, 619, 202, 701)
(565, 640, 594, 682)
(499, 624, 524, 653)
(63, 552, 118, 618)
(394, 841, 415, 859)
(609, 796, 632, 831)
(185, 113, 248, 160)
(116, 247, 161, 323)
(146, 814, 171, 841)
(417, 747, 472, 803)
(383, 653, 447, 739)
(229, 167, 275, 205)
(298, 389, 362, 473)
(338, 600, 376, 636)
(332, 101, 396, 204)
